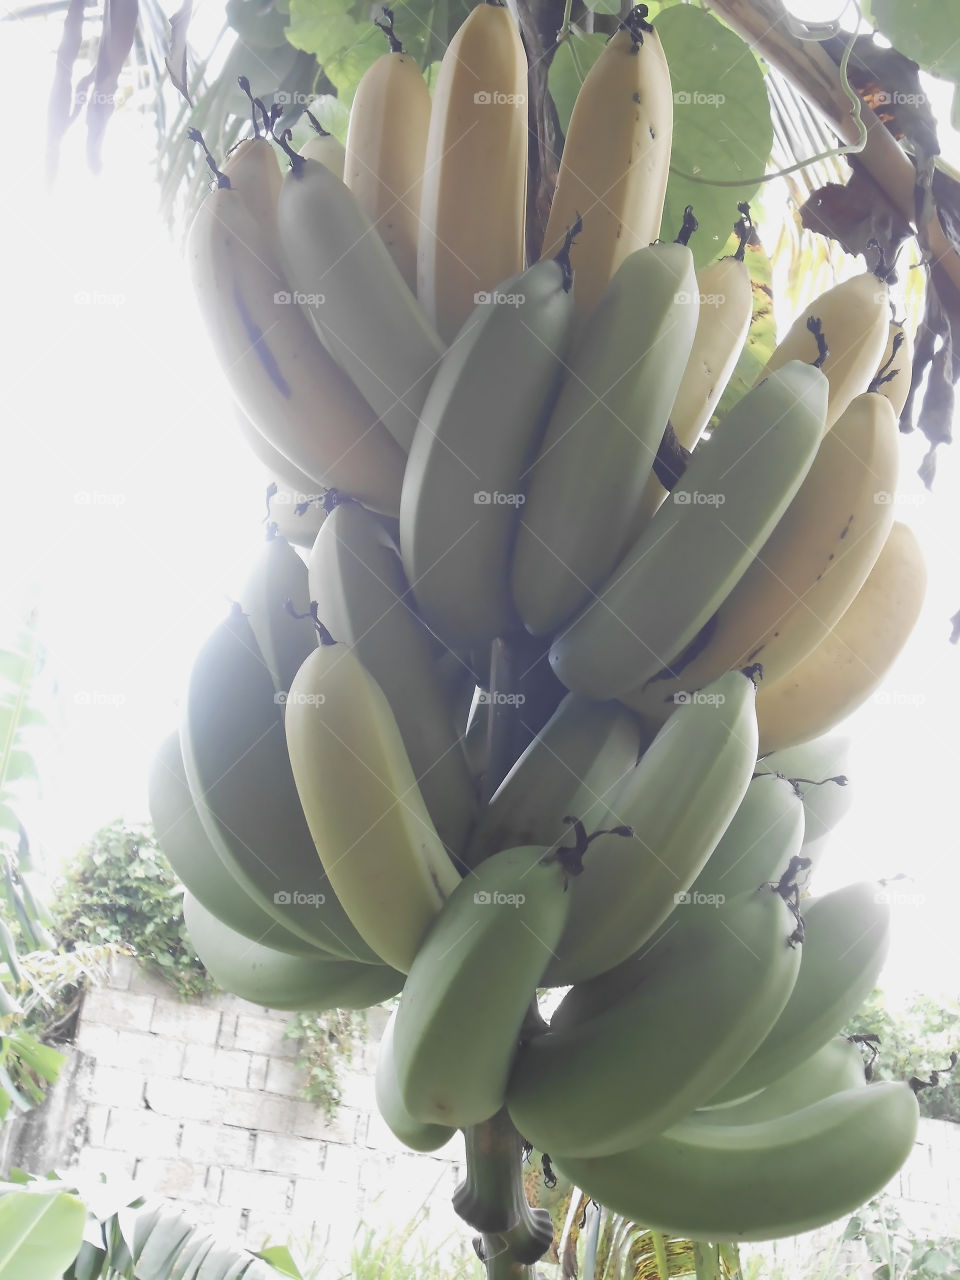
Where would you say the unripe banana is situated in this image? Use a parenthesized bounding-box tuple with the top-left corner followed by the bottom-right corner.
(417, 1, 527, 341)
(284, 639, 462, 973)
(707, 881, 891, 1106)
(375, 1010, 456, 1152)
(300, 124, 346, 180)
(554, 1081, 918, 1242)
(512, 242, 699, 636)
(242, 527, 317, 699)
(756, 521, 926, 753)
(276, 155, 444, 453)
(543, 668, 759, 985)
(549, 362, 827, 700)
(221, 135, 283, 260)
(690, 770, 805, 901)
(148, 731, 316, 955)
(465, 694, 643, 868)
(400, 256, 577, 650)
(183, 892, 403, 1010)
(758, 736, 853, 847)
(627, 388, 899, 716)
(759, 270, 889, 428)
(507, 884, 801, 1156)
(187, 182, 405, 513)
(344, 28, 431, 293)
(181, 605, 381, 961)
(392, 844, 573, 1127)
(872, 319, 914, 418)
(307, 499, 476, 853)
(541, 8, 672, 330)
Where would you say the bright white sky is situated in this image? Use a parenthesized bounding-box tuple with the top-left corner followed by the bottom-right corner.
(0, 0, 958, 1002)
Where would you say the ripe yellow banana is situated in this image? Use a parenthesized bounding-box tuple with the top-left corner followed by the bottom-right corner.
(627, 388, 900, 718)
(300, 119, 347, 179)
(540, 7, 673, 331)
(759, 270, 889, 428)
(187, 177, 405, 513)
(756, 521, 927, 753)
(344, 19, 431, 293)
(417, 1, 527, 342)
(284, 637, 462, 973)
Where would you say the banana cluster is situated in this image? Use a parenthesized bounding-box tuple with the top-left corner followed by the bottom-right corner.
(159, 0, 930, 1252)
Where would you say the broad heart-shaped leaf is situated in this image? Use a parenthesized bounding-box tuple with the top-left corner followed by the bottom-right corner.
(0, 1188, 86, 1280)
(711, 221, 775, 429)
(658, 5, 772, 267)
(871, 0, 960, 84)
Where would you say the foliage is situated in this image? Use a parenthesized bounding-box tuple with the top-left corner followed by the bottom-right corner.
(867, 1, 960, 85)
(842, 988, 960, 1123)
(53, 820, 210, 1001)
(345, 1221, 476, 1280)
(283, 1008, 369, 1120)
(843, 1196, 960, 1280)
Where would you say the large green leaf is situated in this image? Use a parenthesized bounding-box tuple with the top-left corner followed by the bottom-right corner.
(0, 1188, 86, 1280)
(658, 6, 772, 266)
(870, 0, 960, 83)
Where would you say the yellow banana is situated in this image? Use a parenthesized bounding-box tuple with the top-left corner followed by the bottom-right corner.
(417, 1, 528, 341)
(873, 319, 914, 418)
(300, 117, 347, 179)
(540, 7, 673, 331)
(756, 522, 927, 753)
(344, 15, 432, 293)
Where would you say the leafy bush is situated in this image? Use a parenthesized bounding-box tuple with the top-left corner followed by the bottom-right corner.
(53, 819, 209, 1000)
(284, 1008, 369, 1120)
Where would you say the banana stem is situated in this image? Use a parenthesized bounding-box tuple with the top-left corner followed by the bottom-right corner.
(477, 1235, 535, 1279)
(482, 637, 521, 803)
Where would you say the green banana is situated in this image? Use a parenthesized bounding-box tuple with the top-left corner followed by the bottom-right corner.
(399, 253, 577, 651)
(707, 880, 891, 1105)
(554, 1081, 918, 1242)
(275, 153, 444, 453)
(758, 735, 853, 846)
(511, 242, 699, 636)
(180, 603, 380, 962)
(148, 730, 317, 955)
(507, 883, 802, 1157)
(241, 526, 317, 699)
(307, 498, 476, 853)
(464, 693, 644, 868)
(284, 637, 463, 973)
(392, 843, 576, 1127)
(695, 1036, 865, 1125)
(691, 770, 805, 900)
(183, 893, 403, 1010)
(542, 668, 759, 985)
(549, 361, 828, 699)
(374, 1010, 456, 1153)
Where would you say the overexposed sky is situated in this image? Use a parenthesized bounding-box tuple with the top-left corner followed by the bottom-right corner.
(0, 0, 958, 1001)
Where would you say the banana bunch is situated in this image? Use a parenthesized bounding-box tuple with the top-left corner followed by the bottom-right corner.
(168, 0, 932, 1257)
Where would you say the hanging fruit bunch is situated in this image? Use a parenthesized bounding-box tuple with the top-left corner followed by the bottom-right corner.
(150, 3, 930, 1271)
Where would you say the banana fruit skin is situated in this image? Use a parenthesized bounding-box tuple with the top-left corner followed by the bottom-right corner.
(554, 1081, 918, 1242)
(512, 243, 700, 636)
(543, 668, 759, 986)
(392, 844, 571, 1128)
(148, 730, 316, 955)
(707, 881, 891, 1106)
(242, 528, 317, 699)
(284, 642, 462, 974)
(507, 884, 801, 1157)
(550, 361, 827, 699)
(187, 182, 405, 514)
(874, 319, 914, 417)
(465, 694, 643, 868)
(345, 48, 431, 294)
(758, 735, 853, 847)
(276, 157, 444, 454)
(375, 1010, 456, 1153)
(760, 271, 889, 428)
(541, 16, 673, 331)
(417, 1, 527, 342)
(400, 260, 576, 650)
(221, 137, 284, 263)
(181, 605, 380, 962)
(183, 892, 403, 1010)
(307, 500, 475, 854)
(756, 521, 927, 753)
(300, 129, 346, 179)
(629, 389, 899, 716)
